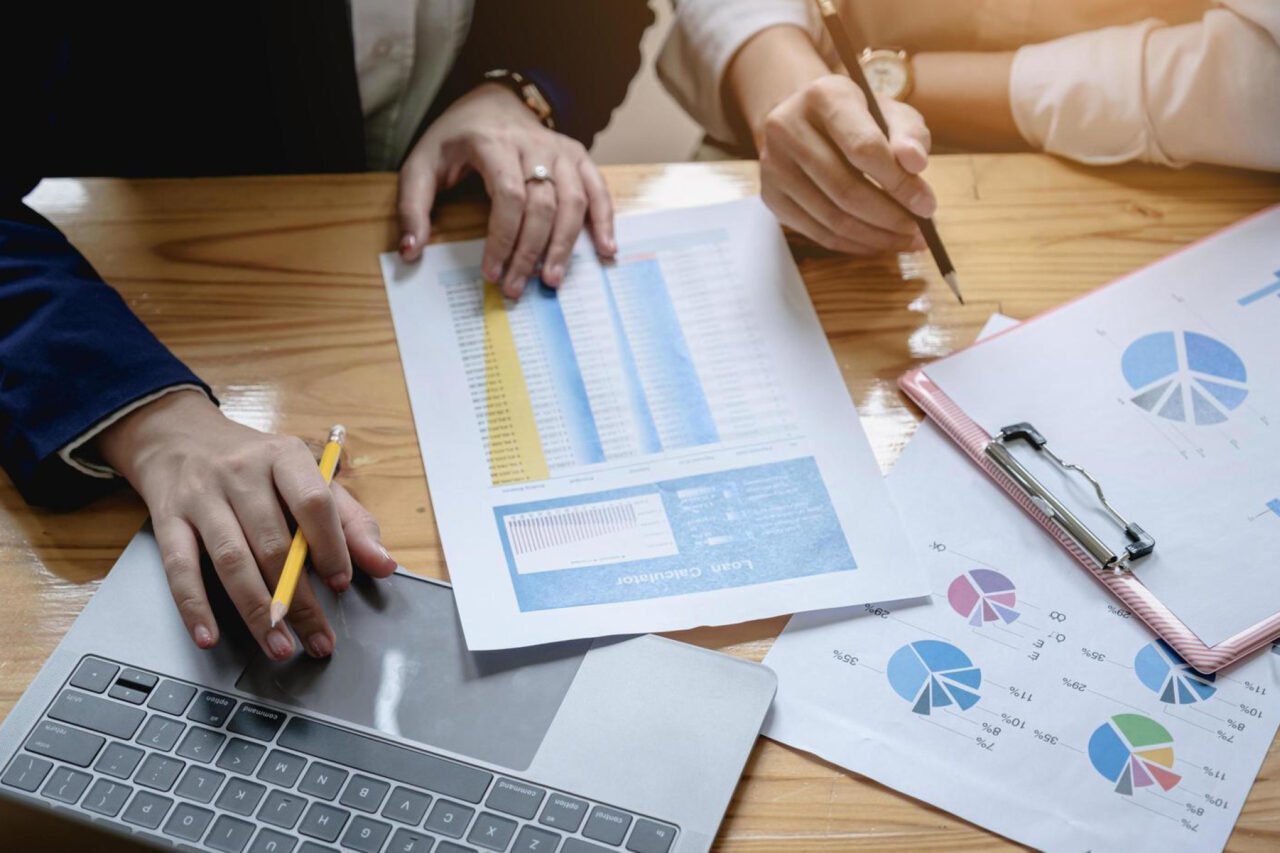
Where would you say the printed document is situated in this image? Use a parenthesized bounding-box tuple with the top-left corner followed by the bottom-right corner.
(382, 198, 926, 648)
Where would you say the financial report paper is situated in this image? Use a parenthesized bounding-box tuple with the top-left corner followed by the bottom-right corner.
(764, 316, 1280, 853)
(382, 197, 926, 649)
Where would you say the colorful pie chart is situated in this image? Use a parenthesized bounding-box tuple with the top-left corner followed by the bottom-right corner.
(1121, 331, 1248, 425)
(947, 569, 1020, 627)
(1134, 639, 1217, 704)
(1088, 714, 1182, 796)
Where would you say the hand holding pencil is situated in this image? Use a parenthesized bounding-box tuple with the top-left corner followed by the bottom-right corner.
(271, 425, 348, 629)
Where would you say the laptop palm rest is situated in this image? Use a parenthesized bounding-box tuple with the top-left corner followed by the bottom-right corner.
(235, 572, 588, 772)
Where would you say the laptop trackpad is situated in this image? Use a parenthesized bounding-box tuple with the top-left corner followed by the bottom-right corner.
(236, 573, 587, 771)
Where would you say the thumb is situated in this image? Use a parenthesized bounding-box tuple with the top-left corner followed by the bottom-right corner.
(396, 160, 439, 262)
(884, 100, 932, 176)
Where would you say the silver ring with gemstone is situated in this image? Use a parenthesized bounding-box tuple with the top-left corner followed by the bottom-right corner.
(525, 164, 554, 185)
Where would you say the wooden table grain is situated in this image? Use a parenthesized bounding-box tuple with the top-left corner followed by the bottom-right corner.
(3, 155, 1279, 850)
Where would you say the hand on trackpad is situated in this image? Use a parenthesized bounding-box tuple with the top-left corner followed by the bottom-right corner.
(237, 573, 587, 770)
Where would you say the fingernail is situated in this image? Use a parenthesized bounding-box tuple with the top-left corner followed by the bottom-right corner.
(908, 187, 937, 218)
(545, 264, 563, 283)
(485, 263, 502, 282)
(267, 629, 294, 661)
(605, 238, 617, 256)
(307, 633, 333, 658)
(329, 574, 351, 594)
(378, 545, 394, 566)
(906, 138, 928, 162)
(399, 233, 416, 254)
(504, 281, 524, 299)
(193, 624, 214, 648)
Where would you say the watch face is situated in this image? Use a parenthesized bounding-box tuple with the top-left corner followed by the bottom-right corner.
(862, 54, 909, 100)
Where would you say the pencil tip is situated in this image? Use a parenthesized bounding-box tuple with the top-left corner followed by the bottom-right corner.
(943, 271, 965, 305)
(269, 601, 286, 629)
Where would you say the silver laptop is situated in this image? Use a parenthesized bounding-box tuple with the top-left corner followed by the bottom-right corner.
(0, 529, 775, 852)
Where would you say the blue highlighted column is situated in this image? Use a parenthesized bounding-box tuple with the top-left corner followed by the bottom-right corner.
(604, 259, 719, 451)
(530, 284, 605, 465)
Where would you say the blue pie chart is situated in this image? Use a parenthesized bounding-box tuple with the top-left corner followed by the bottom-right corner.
(1121, 331, 1247, 425)
(887, 640, 982, 716)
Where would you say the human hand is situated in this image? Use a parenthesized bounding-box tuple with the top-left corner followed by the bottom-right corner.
(396, 82, 616, 298)
(95, 390, 398, 661)
(756, 74, 936, 255)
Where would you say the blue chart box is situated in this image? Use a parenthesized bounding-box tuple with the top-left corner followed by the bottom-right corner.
(494, 456, 856, 611)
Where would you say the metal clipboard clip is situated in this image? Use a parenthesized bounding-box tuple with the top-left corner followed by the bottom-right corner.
(984, 423, 1155, 572)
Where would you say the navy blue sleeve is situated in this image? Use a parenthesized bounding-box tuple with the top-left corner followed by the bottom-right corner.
(0, 194, 212, 509)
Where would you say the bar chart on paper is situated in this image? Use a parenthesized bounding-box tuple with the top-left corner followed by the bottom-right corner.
(443, 231, 795, 486)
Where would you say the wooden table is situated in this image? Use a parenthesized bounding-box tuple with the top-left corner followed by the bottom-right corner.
(4, 155, 1279, 850)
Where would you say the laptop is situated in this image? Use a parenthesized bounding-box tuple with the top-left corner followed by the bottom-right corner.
(0, 529, 776, 852)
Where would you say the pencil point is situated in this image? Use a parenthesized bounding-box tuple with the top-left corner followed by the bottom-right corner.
(944, 271, 965, 305)
(269, 601, 287, 629)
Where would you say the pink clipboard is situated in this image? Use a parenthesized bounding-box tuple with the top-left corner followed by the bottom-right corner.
(899, 367, 1280, 673)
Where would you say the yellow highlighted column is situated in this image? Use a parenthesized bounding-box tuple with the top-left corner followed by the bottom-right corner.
(482, 285, 549, 484)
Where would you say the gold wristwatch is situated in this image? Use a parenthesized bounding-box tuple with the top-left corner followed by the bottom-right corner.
(483, 69, 556, 130)
(857, 48, 913, 101)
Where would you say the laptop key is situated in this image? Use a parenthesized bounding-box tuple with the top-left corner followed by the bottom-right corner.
(299, 762, 349, 801)
(229, 703, 288, 741)
(485, 778, 545, 820)
(48, 689, 146, 739)
(188, 690, 238, 727)
(218, 738, 268, 775)
(300, 844, 339, 853)
(278, 718, 492, 804)
(96, 741, 146, 778)
(512, 826, 561, 853)
(341, 815, 393, 852)
(382, 785, 431, 824)
(149, 679, 198, 716)
(299, 800, 351, 842)
(175, 765, 227, 803)
(248, 827, 299, 853)
(467, 812, 517, 851)
(70, 657, 120, 694)
(340, 774, 390, 813)
(625, 819, 676, 853)
(217, 777, 268, 816)
(387, 827, 435, 852)
(207, 814, 258, 853)
(177, 725, 227, 762)
(24, 719, 105, 767)
(122, 790, 174, 829)
(118, 668, 159, 691)
(260, 788, 309, 829)
(437, 843, 477, 853)
(137, 715, 187, 751)
(135, 752, 185, 791)
(164, 802, 215, 842)
(108, 684, 149, 705)
(538, 793, 588, 832)
(582, 806, 631, 846)
(40, 765, 92, 803)
(1, 753, 53, 791)
(83, 778, 133, 817)
(258, 749, 307, 787)
(425, 799, 476, 839)
(562, 841, 614, 853)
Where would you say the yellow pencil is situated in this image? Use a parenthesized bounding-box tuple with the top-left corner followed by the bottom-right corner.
(269, 424, 346, 628)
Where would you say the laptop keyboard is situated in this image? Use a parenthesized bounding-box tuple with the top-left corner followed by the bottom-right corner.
(2, 656, 680, 853)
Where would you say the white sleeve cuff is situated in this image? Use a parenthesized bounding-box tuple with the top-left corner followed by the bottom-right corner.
(1010, 19, 1179, 167)
(658, 0, 814, 147)
(58, 384, 208, 479)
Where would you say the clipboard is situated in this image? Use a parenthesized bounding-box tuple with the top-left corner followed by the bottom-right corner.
(899, 207, 1280, 674)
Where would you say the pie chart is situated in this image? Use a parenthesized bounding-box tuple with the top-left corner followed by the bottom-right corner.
(1134, 639, 1217, 704)
(1121, 331, 1248, 425)
(947, 569, 1020, 627)
(887, 640, 982, 716)
(1088, 714, 1182, 795)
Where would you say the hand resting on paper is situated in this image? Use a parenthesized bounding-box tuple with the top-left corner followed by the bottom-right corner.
(395, 82, 618, 299)
(94, 390, 398, 662)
